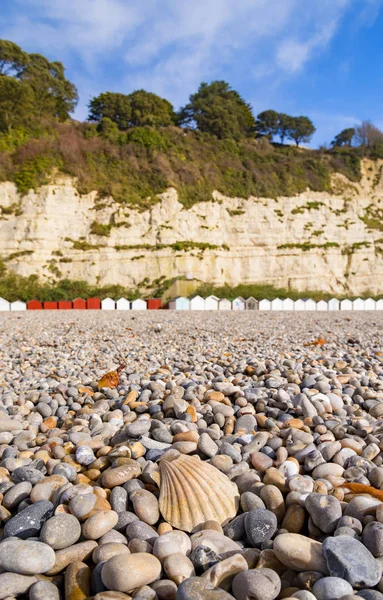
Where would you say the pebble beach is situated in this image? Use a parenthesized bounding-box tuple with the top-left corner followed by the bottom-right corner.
(1, 311, 383, 599)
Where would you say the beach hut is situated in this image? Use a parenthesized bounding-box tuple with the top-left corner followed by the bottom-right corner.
(73, 298, 86, 310)
(316, 300, 328, 311)
(340, 299, 353, 311)
(232, 297, 246, 311)
(282, 298, 294, 311)
(259, 299, 271, 311)
(294, 299, 305, 311)
(147, 299, 162, 310)
(0, 297, 10, 311)
(44, 301, 57, 310)
(27, 300, 43, 310)
(116, 298, 130, 311)
(376, 299, 383, 310)
(205, 295, 219, 310)
(352, 298, 365, 311)
(10, 301, 26, 311)
(168, 297, 190, 310)
(305, 299, 316, 311)
(218, 298, 232, 310)
(190, 295, 205, 310)
(131, 299, 147, 310)
(87, 298, 101, 310)
(58, 301, 72, 310)
(246, 297, 258, 310)
(365, 298, 376, 311)
(328, 298, 340, 311)
(271, 298, 283, 311)
(101, 298, 115, 311)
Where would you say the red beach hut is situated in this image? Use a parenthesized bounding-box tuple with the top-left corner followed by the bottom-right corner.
(27, 299, 42, 310)
(43, 301, 58, 310)
(86, 297, 101, 310)
(58, 301, 72, 310)
(147, 298, 162, 310)
(73, 298, 86, 310)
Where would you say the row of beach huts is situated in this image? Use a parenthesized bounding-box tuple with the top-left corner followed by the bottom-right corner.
(0, 295, 382, 311)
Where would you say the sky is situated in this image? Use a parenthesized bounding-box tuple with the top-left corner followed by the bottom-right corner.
(1, 0, 383, 147)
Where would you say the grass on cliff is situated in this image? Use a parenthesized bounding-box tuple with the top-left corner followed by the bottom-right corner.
(0, 121, 363, 209)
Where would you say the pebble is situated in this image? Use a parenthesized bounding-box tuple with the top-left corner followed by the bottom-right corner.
(323, 535, 382, 588)
(244, 508, 278, 545)
(4, 499, 53, 539)
(101, 552, 161, 592)
(29, 580, 60, 600)
(0, 539, 55, 574)
(312, 576, 354, 600)
(40, 513, 82, 549)
(82, 509, 119, 539)
(153, 530, 191, 561)
(232, 568, 281, 600)
(305, 493, 342, 533)
(0, 573, 37, 600)
(273, 533, 328, 573)
(177, 577, 236, 599)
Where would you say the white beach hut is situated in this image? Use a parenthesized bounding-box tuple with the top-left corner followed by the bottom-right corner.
(190, 295, 205, 310)
(282, 298, 294, 311)
(271, 298, 283, 311)
(365, 298, 376, 311)
(116, 298, 130, 310)
(101, 297, 116, 311)
(259, 299, 271, 311)
(218, 298, 232, 310)
(168, 297, 190, 310)
(205, 295, 219, 310)
(131, 299, 147, 310)
(246, 297, 258, 310)
(294, 299, 305, 311)
(340, 299, 353, 311)
(352, 298, 365, 311)
(305, 299, 317, 311)
(328, 298, 340, 311)
(232, 297, 246, 311)
(10, 301, 26, 311)
(376, 299, 383, 310)
(0, 297, 10, 311)
(316, 300, 328, 311)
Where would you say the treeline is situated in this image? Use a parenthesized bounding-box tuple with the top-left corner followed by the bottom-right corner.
(2, 39, 382, 151)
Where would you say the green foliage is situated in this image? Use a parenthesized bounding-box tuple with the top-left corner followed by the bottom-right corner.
(126, 127, 170, 150)
(0, 77, 35, 132)
(0, 40, 28, 76)
(256, 110, 279, 138)
(90, 221, 112, 236)
(193, 282, 333, 302)
(97, 118, 121, 143)
(332, 128, 355, 147)
(88, 90, 175, 130)
(178, 81, 255, 139)
(287, 116, 316, 146)
(14, 154, 62, 194)
(277, 242, 340, 251)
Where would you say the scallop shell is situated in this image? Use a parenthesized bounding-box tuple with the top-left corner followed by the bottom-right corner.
(159, 454, 239, 532)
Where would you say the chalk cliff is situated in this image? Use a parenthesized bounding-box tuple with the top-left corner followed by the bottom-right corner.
(0, 159, 382, 295)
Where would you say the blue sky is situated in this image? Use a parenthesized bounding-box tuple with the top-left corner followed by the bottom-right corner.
(1, 0, 382, 146)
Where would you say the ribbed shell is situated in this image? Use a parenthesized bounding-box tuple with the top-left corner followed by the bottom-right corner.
(159, 454, 239, 532)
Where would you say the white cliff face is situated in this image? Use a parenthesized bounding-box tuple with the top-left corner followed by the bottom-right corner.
(0, 159, 383, 295)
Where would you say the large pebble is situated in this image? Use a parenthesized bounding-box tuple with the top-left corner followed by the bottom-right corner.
(273, 533, 328, 573)
(232, 568, 281, 600)
(0, 539, 55, 574)
(4, 500, 53, 539)
(101, 552, 161, 592)
(40, 513, 82, 549)
(153, 530, 191, 561)
(312, 576, 354, 600)
(82, 510, 119, 539)
(0, 573, 37, 600)
(245, 508, 277, 546)
(323, 535, 382, 588)
(176, 577, 236, 599)
(305, 494, 342, 533)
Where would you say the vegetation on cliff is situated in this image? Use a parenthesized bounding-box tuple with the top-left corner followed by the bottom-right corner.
(0, 39, 381, 210)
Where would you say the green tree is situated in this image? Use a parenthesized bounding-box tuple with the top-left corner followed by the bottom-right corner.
(0, 40, 27, 76)
(97, 117, 120, 143)
(0, 76, 34, 131)
(20, 54, 78, 120)
(331, 127, 355, 147)
(88, 92, 132, 130)
(178, 81, 255, 139)
(287, 116, 316, 146)
(278, 113, 293, 144)
(128, 90, 175, 127)
(256, 110, 279, 139)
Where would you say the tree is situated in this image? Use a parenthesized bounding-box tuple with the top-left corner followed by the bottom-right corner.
(354, 121, 383, 147)
(97, 117, 120, 143)
(278, 113, 293, 144)
(128, 90, 175, 127)
(331, 128, 355, 147)
(0, 76, 34, 131)
(287, 116, 316, 146)
(178, 81, 255, 139)
(256, 110, 279, 139)
(0, 40, 27, 76)
(19, 54, 78, 120)
(88, 92, 132, 130)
